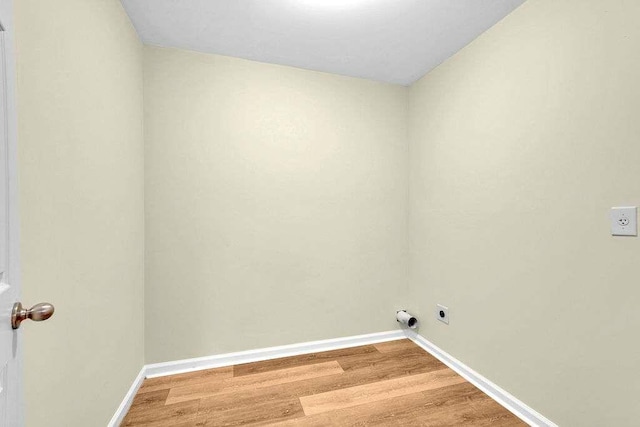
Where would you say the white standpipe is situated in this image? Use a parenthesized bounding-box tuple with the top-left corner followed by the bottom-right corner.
(396, 310, 418, 329)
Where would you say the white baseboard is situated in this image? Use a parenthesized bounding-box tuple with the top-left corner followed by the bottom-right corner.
(144, 330, 405, 378)
(109, 329, 556, 427)
(404, 330, 557, 427)
(107, 368, 146, 427)
(108, 330, 405, 425)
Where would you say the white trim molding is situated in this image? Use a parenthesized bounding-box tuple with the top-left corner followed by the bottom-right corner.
(404, 330, 557, 427)
(107, 368, 146, 427)
(108, 330, 405, 425)
(144, 330, 405, 378)
(109, 329, 556, 427)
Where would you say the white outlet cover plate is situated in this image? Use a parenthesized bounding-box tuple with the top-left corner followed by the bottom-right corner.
(436, 304, 449, 325)
(610, 207, 637, 236)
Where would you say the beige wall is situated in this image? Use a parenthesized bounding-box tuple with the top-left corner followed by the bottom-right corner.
(144, 46, 408, 363)
(16, 0, 640, 424)
(408, 0, 640, 425)
(16, 1, 145, 425)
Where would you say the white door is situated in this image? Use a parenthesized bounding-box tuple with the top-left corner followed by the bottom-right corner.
(0, 1, 19, 425)
(0, 2, 35, 426)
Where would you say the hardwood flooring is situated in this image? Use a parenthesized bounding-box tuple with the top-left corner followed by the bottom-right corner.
(122, 339, 526, 426)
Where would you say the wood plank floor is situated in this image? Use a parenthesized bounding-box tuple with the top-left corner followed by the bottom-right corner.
(122, 339, 526, 426)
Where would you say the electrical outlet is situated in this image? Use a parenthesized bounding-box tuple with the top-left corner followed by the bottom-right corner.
(436, 304, 449, 325)
(611, 207, 637, 236)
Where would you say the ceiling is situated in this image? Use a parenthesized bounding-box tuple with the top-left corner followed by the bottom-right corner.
(121, 0, 526, 86)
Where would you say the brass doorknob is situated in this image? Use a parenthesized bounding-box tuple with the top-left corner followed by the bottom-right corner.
(11, 302, 55, 329)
